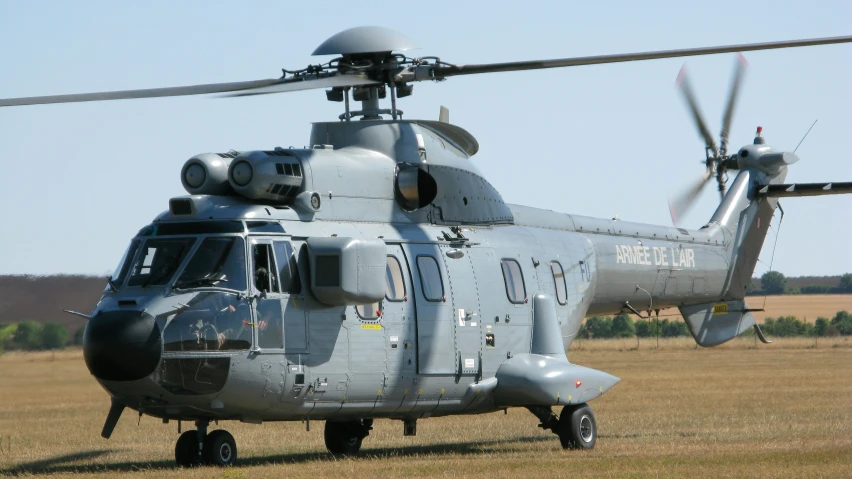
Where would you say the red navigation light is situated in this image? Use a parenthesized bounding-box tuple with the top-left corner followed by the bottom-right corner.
(575, 380, 582, 388)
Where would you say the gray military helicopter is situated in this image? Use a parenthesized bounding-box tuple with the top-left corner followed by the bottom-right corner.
(3, 27, 851, 467)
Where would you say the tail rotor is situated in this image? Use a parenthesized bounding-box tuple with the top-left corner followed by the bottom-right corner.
(669, 55, 748, 225)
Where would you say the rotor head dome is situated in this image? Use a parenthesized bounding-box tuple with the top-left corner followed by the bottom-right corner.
(312, 26, 418, 56)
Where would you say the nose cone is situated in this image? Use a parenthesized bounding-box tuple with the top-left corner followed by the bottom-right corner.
(83, 310, 162, 381)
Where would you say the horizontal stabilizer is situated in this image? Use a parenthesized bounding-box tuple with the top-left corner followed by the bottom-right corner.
(680, 300, 756, 347)
(757, 181, 852, 198)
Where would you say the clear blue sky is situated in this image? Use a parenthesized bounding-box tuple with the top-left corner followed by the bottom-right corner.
(0, 0, 849, 277)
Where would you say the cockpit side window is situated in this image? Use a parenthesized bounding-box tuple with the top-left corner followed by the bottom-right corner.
(272, 241, 301, 294)
(252, 244, 279, 293)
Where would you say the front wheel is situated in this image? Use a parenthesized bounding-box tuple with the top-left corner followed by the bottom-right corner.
(175, 430, 201, 467)
(203, 429, 237, 466)
(557, 403, 597, 449)
(324, 420, 371, 454)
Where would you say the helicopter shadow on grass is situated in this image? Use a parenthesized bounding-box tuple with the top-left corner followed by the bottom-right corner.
(0, 435, 555, 475)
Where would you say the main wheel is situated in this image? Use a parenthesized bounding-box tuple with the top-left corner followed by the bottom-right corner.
(324, 420, 368, 454)
(175, 430, 201, 467)
(203, 429, 237, 466)
(557, 403, 597, 449)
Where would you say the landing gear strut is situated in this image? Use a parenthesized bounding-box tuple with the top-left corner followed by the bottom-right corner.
(528, 402, 597, 449)
(323, 419, 373, 454)
(174, 420, 238, 466)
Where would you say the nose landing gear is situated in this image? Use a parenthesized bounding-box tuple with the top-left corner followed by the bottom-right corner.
(174, 420, 238, 467)
(528, 402, 598, 449)
(557, 404, 597, 449)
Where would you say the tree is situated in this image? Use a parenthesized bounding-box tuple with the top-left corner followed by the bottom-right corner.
(634, 320, 654, 338)
(839, 274, 852, 292)
(661, 319, 690, 337)
(814, 317, 829, 336)
(830, 310, 852, 335)
(41, 323, 69, 350)
(73, 326, 86, 345)
(12, 321, 43, 350)
(761, 271, 787, 295)
(611, 313, 636, 338)
(768, 316, 809, 337)
(582, 317, 613, 339)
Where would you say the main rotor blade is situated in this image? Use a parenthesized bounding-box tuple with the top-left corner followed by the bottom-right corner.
(432, 36, 852, 77)
(0, 74, 380, 107)
(676, 66, 718, 157)
(720, 54, 748, 157)
(669, 170, 713, 226)
(0, 79, 281, 107)
(223, 74, 379, 97)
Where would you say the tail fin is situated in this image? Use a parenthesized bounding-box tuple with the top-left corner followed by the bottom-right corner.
(681, 140, 792, 346)
(683, 134, 850, 347)
(709, 145, 796, 300)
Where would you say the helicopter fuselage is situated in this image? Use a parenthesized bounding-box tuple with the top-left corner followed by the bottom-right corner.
(83, 118, 785, 433)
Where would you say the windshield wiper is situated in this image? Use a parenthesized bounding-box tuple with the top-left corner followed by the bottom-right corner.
(174, 273, 228, 290)
(106, 276, 120, 292)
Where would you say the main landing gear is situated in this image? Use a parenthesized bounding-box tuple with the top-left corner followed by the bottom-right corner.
(174, 420, 237, 467)
(323, 419, 373, 454)
(528, 402, 597, 449)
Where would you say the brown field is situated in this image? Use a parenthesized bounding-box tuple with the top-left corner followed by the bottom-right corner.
(661, 294, 852, 324)
(1, 340, 851, 478)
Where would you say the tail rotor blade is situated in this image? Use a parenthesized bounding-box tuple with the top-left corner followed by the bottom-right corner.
(676, 66, 719, 158)
(669, 170, 713, 226)
(720, 54, 748, 157)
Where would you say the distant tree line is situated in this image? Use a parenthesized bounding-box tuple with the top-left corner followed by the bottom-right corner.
(748, 272, 852, 296)
(0, 321, 84, 353)
(578, 310, 852, 339)
(578, 313, 691, 339)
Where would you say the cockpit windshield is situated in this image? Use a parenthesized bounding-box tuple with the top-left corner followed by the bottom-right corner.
(108, 239, 141, 291)
(174, 237, 247, 292)
(127, 238, 197, 287)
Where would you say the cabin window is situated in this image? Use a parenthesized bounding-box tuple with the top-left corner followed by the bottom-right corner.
(501, 259, 526, 304)
(356, 302, 381, 320)
(417, 255, 444, 302)
(175, 237, 247, 292)
(127, 238, 197, 287)
(385, 255, 406, 301)
(272, 241, 301, 294)
(551, 261, 568, 305)
(252, 244, 279, 293)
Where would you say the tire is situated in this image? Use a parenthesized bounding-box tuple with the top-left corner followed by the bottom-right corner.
(203, 429, 237, 466)
(557, 403, 597, 449)
(175, 430, 201, 467)
(324, 420, 365, 454)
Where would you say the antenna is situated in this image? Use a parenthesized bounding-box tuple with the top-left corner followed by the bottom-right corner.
(793, 119, 818, 153)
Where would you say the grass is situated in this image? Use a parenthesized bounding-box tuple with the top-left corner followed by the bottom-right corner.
(0, 343, 850, 478)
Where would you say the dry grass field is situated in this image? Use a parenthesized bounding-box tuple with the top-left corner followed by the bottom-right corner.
(1, 338, 850, 479)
